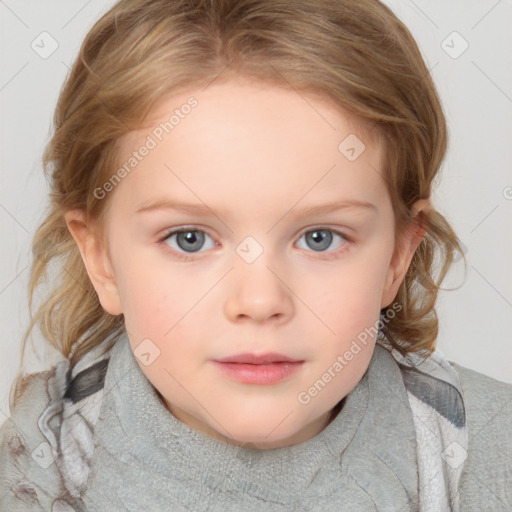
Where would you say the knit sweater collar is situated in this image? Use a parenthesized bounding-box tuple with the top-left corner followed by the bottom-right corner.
(82, 332, 419, 509)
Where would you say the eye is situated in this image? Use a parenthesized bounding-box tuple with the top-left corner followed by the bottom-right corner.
(158, 226, 351, 261)
(159, 227, 216, 257)
(296, 228, 349, 255)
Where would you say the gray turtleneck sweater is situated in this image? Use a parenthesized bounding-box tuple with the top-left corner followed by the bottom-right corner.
(81, 335, 419, 511)
(1, 331, 511, 511)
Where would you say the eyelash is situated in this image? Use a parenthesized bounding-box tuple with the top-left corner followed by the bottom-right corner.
(156, 226, 352, 262)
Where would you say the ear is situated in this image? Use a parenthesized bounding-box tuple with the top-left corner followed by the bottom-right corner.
(64, 209, 123, 316)
(380, 199, 430, 309)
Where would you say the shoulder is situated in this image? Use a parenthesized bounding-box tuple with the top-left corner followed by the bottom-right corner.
(449, 362, 512, 510)
(450, 362, 512, 432)
(0, 369, 76, 511)
(5, 370, 52, 426)
(0, 370, 54, 457)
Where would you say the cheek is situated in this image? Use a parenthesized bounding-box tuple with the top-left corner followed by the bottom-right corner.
(305, 254, 389, 331)
(113, 245, 201, 332)
(118, 268, 221, 373)
(116, 263, 168, 335)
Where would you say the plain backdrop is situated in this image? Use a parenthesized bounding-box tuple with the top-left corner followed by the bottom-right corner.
(1, 0, 511, 421)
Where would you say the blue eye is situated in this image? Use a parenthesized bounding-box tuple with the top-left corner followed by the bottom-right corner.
(296, 228, 348, 253)
(159, 228, 216, 257)
(158, 226, 350, 261)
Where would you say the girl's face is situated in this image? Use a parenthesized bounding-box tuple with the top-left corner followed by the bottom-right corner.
(67, 75, 426, 449)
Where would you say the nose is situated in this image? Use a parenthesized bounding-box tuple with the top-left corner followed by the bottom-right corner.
(223, 254, 294, 324)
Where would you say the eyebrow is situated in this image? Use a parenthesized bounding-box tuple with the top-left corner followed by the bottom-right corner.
(135, 198, 377, 218)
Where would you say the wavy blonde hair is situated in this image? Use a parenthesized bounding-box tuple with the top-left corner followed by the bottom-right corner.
(11, 0, 466, 410)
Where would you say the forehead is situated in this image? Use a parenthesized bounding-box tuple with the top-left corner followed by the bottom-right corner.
(136, 76, 379, 151)
(111, 78, 387, 216)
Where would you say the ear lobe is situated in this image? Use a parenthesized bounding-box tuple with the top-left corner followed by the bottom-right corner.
(64, 209, 123, 315)
(380, 199, 430, 309)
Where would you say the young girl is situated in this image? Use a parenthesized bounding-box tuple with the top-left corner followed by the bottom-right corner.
(1, 0, 511, 510)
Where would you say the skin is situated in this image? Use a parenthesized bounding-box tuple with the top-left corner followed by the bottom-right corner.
(65, 75, 429, 449)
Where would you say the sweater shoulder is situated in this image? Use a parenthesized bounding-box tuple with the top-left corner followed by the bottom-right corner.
(0, 369, 54, 450)
(450, 362, 512, 430)
(449, 362, 512, 510)
(4, 369, 53, 426)
(0, 369, 71, 510)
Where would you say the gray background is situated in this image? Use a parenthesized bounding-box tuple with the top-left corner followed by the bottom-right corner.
(1, 0, 511, 420)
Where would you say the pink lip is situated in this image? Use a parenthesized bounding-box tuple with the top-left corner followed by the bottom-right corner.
(212, 353, 304, 385)
(214, 352, 302, 364)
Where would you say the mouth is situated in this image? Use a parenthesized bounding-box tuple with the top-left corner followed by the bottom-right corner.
(211, 353, 304, 385)
(214, 352, 302, 364)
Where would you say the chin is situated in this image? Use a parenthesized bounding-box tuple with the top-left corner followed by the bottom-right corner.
(224, 430, 298, 449)
(215, 414, 310, 449)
